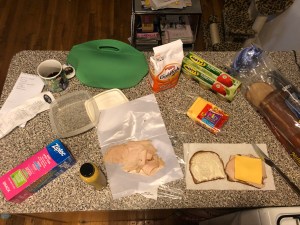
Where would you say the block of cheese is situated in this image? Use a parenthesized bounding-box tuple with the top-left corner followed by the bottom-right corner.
(234, 155, 263, 185)
(187, 97, 229, 134)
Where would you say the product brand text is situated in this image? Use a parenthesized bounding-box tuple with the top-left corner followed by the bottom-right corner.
(159, 67, 180, 80)
(190, 55, 206, 66)
(2, 181, 10, 192)
(51, 143, 66, 156)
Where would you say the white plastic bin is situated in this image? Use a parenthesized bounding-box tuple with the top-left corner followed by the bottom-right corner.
(199, 207, 300, 225)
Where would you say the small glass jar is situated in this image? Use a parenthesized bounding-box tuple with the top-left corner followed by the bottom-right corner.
(79, 163, 107, 190)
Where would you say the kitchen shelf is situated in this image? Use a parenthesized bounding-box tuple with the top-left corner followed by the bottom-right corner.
(131, 0, 202, 50)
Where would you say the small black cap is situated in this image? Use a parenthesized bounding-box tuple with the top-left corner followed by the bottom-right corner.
(80, 163, 95, 177)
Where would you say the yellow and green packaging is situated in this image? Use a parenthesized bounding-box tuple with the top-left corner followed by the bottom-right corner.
(181, 52, 241, 101)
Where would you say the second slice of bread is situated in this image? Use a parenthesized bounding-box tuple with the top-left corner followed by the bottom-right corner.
(189, 151, 226, 184)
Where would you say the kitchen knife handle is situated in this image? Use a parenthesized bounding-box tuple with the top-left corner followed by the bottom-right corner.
(270, 160, 300, 197)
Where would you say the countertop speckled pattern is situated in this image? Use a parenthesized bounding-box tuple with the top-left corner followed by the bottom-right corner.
(0, 50, 300, 214)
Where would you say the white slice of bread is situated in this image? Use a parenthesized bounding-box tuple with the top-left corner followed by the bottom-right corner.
(245, 82, 275, 109)
(189, 151, 226, 184)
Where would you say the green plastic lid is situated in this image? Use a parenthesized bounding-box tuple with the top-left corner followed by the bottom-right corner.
(67, 39, 149, 89)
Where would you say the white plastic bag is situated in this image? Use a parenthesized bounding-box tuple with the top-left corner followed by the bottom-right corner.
(231, 44, 300, 166)
(97, 94, 183, 199)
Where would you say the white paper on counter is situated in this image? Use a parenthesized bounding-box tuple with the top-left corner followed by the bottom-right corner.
(184, 143, 276, 191)
(97, 94, 184, 199)
(0, 73, 44, 115)
(0, 92, 55, 139)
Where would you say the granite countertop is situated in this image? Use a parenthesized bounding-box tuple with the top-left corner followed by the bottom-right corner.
(0, 50, 300, 214)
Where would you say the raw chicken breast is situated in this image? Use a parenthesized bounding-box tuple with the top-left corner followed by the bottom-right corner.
(104, 140, 164, 176)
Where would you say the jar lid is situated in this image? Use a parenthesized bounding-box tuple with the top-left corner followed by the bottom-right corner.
(85, 89, 128, 123)
(80, 163, 95, 177)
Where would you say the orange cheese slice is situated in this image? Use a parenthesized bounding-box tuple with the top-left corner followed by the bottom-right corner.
(187, 97, 207, 121)
(234, 155, 263, 185)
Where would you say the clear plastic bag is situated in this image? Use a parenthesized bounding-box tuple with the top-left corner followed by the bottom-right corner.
(96, 94, 183, 199)
(231, 44, 300, 166)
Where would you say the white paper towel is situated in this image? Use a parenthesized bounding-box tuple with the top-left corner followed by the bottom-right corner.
(184, 143, 276, 190)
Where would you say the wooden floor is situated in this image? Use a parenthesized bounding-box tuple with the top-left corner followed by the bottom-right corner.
(0, 208, 237, 225)
(0, 0, 225, 224)
(1, 215, 183, 225)
(0, 0, 133, 96)
(0, 0, 224, 97)
(0, 214, 194, 225)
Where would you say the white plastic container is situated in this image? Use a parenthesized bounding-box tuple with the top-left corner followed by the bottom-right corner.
(199, 207, 300, 225)
(49, 91, 99, 138)
(85, 88, 128, 124)
(49, 89, 128, 138)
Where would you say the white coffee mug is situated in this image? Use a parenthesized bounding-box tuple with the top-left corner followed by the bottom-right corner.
(37, 59, 75, 93)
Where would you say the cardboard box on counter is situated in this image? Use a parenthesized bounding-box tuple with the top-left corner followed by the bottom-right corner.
(181, 52, 241, 102)
(0, 139, 76, 203)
